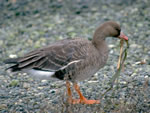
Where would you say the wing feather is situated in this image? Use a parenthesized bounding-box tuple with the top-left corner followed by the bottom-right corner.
(7, 38, 89, 72)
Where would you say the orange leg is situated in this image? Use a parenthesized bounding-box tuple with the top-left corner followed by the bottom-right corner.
(66, 81, 80, 104)
(73, 83, 100, 104)
(66, 81, 72, 102)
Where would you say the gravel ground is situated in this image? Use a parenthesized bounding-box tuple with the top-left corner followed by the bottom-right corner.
(0, 0, 150, 113)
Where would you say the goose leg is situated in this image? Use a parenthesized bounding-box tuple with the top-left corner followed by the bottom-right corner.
(66, 81, 72, 102)
(73, 83, 100, 104)
(66, 81, 80, 104)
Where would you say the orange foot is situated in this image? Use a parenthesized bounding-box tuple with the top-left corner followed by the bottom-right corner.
(68, 98, 100, 104)
(66, 81, 100, 104)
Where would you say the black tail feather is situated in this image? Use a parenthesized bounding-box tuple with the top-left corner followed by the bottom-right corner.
(4, 58, 21, 72)
(4, 58, 19, 64)
(7, 64, 21, 72)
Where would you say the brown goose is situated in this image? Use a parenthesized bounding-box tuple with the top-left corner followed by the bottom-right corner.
(5, 21, 128, 104)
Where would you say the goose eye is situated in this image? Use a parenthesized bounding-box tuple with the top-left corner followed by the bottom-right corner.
(115, 28, 121, 35)
(115, 28, 121, 32)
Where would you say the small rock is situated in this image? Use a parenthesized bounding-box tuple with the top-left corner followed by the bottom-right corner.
(41, 80, 48, 83)
(88, 80, 98, 83)
(120, 81, 127, 84)
(9, 80, 19, 87)
(37, 87, 43, 90)
(23, 83, 30, 89)
(49, 89, 56, 94)
(130, 44, 142, 48)
(108, 44, 115, 48)
(0, 104, 7, 110)
(9, 54, 17, 58)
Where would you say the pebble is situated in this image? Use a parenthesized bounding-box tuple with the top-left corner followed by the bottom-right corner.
(108, 44, 115, 48)
(23, 83, 30, 89)
(41, 80, 48, 83)
(9, 54, 17, 58)
(37, 87, 43, 90)
(130, 44, 142, 48)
